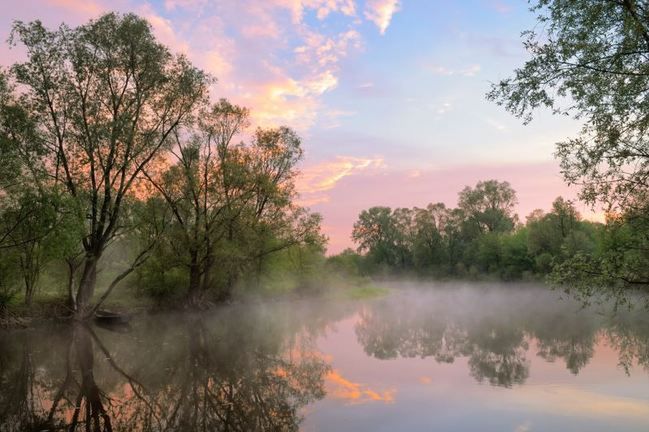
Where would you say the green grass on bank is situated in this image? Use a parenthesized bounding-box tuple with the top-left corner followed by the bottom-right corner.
(342, 284, 390, 300)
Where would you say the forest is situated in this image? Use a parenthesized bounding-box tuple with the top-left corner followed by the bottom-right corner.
(339, 181, 601, 281)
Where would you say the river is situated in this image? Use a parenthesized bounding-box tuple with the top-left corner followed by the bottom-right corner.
(1, 282, 648, 431)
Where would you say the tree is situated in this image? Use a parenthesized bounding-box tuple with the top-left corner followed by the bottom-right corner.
(411, 203, 450, 274)
(142, 100, 320, 303)
(8, 13, 208, 317)
(0, 190, 59, 305)
(551, 203, 649, 306)
(143, 100, 250, 305)
(485, 1, 649, 296)
(352, 206, 403, 271)
(487, 0, 649, 212)
(458, 180, 518, 235)
(0, 70, 24, 193)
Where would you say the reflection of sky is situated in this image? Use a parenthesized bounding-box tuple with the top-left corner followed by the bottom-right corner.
(0, 1, 593, 252)
(302, 309, 649, 431)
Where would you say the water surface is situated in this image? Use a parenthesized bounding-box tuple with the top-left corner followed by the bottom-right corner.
(1, 283, 649, 431)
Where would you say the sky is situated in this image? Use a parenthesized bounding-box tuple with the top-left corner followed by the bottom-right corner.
(0, 0, 595, 254)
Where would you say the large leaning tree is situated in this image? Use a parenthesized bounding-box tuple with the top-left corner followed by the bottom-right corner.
(6, 13, 209, 317)
(487, 0, 649, 298)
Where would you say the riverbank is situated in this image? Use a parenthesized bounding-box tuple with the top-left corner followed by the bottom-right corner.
(0, 278, 390, 329)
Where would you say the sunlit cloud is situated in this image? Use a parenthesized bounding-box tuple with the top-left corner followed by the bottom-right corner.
(326, 370, 396, 404)
(4, 0, 371, 131)
(295, 29, 362, 68)
(139, 6, 191, 55)
(269, 0, 357, 23)
(296, 156, 384, 206)
(364, 0, 400, 34)
(243, 71, 341, 129)
(146, 0, 361, 131)
(305, 0, 357, 20)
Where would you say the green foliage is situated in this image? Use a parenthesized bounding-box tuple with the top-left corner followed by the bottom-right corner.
(5, 12, 210, 315)
(0, 249, 20, 311)
(139, 100, 325, 303)
(487, 0, 649, 208)
(458, 180, 518, 235)
(551, 204, 649, 307)
(350, 184, 599, 281)
(326, 248, 365, 277)
(488, 0, 649, 298)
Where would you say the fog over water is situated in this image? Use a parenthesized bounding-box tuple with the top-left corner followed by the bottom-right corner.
(1, 283, 649, 431)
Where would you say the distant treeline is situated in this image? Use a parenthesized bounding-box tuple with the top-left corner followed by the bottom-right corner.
(329, 180, 602, 282)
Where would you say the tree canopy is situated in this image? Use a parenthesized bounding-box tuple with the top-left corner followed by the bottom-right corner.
(487, 0, 649, 298)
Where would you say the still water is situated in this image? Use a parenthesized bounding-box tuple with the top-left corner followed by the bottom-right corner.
(1, 283, 649, 431)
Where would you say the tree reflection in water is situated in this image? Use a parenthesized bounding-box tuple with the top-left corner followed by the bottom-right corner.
(0, 308, 331, 431)
(3, 287, 649, 430)
(355, 287, 649, 387)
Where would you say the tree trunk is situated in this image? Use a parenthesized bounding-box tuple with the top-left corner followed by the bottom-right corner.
(66, 259, 78, 313)
(75, 255, 98, 319)
(24, 276, 34, 307)
(21, 253, 37, 307)
(187, 250, 202, 307)
(200, 244, 213, 294)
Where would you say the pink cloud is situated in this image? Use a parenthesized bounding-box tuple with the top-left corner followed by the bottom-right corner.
(296, 156, 384, 206)
(1, 0, 365, 133)
(271, 0, 357, 23)
(364, 0, 400, 34)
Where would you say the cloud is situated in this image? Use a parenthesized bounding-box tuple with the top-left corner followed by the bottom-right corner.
(241, 70, 342, 130)
(139, 6, 192, 55)
(364, 0, 400, 34)
(260, 0, 356, 24)
(427, 63, 481, 77)
(305, 0, 357, 19)
(4, 0, 378, 132)
(296, 156, 384, 205)
(295, 29, 362, 68)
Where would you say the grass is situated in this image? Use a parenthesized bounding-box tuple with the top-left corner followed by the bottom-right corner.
(343, 283, 389, 300)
